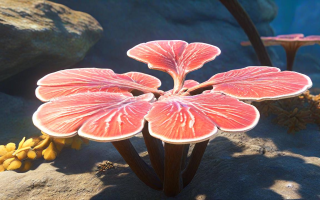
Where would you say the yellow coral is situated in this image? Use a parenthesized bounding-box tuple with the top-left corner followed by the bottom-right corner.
(20, 160, 32, 172)
(34, 136, 50, 150)
(0, 145, 7, 156)
(21, 138, 35, 148)
(0, 165, 4, 172)
(16, 150, 28, 160)
(7, 159, 22, 170)
(13, 146, 31, 156)
(0, 151, 14, 164)
(42, 142, 57, 161)
(3, 158, 22, 170)
(0, 131, 89, 173)
(71, 137, 82, 150)
(5, 143, 16, 152)
(27, 150, 37, 160)
(35, 150, 42, 158)
(53, 138, 65, 152)
(64, 138, 73, 146)
(18, 137, 26, 149)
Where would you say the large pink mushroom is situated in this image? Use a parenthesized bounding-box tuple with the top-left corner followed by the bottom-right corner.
(241, 34, 320, 71)
(32, 40, 312, 197)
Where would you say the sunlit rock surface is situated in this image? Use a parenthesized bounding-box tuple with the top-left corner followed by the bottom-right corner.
(0, 0, 103, 82)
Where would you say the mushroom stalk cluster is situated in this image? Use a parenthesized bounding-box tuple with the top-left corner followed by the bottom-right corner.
(32, 40, 312, 196)
(111, 124, 209, 196)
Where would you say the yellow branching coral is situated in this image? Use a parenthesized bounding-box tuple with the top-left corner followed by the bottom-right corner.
(3, 157, 22, 170)
(0, 132, 89, 173)
(0, 165, 5, 172)
(0, 151, 15, 164)
(6, 143, 16, 152)
(16, 150, 28, 160)
(0, 145, 7, 156)
(27, 150, 37, 160)
(42, 142, 57, 161)
(20, 160, 32, 172)
(71, 137, 82, 150)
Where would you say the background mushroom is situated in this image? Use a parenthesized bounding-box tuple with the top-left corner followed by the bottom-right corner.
(241, 34, 320, 71)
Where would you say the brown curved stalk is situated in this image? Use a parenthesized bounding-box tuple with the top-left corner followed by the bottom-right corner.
(181, 82, 213, 96)
(182, 140, 209, 187)
(219, 0, 272, 66)
(112, 139, 163, 190)
(285, 47, 298, 71)
(181, 144, 190, 170)
(142, 122, 165, 181)
(163, 143, 184, 197)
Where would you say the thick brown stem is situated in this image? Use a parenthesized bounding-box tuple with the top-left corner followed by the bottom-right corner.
(142, 122, 165, 181)
(112, 139, 162, 190)
(131, 89, 163, 98)
(285, 47, 298, 71)
(220, 0, 272, 66)
(163, 143, 184, 197)
(181, 144, 190, 170)
(182, 140, 209, 188)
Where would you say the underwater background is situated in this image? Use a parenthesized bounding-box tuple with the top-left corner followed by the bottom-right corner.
(0, 0, 320, 199)
(0, 0, 319, 99)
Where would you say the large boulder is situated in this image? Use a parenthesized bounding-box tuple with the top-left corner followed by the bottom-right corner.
(0, 0, 103, 82)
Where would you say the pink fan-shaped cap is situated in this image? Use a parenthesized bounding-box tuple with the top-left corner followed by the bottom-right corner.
(241, 33, 320, 47)
(127, 40, 221, 93)
(203, 66, 312, 101)
(33, 92, 155, 142)
(145, 92, 259, 144)
(241, 34, 320, 71)
(36, 68, 162, 101)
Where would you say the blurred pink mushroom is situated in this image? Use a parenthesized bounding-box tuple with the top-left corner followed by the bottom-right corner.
(241, 34, 320, 71)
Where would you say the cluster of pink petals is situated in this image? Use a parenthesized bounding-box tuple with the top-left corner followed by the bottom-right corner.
(33, 40, 312, 144)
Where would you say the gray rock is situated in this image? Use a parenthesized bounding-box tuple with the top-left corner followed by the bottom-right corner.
(0, 0, 103, 82)
(0, 92, 40, 143)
